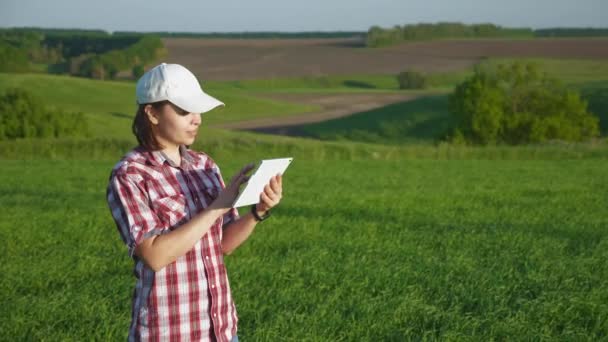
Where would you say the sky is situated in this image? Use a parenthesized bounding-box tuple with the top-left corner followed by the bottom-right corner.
(1, 0, 606, 33)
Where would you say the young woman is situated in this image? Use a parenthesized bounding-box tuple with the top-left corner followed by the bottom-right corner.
(107, 63, 282, 342)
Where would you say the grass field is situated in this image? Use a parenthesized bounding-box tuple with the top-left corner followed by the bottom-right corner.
(295, 59, 608, 144)
(299, 95, 452, 144)
(1, 51, 608, 340)
(1, 157, 606, 340)
(0, 73, 318, 138)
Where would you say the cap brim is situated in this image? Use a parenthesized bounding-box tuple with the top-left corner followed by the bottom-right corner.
(171, 91, 225, 114)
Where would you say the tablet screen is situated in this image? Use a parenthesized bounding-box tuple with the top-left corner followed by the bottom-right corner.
(232, 157, 293, 208)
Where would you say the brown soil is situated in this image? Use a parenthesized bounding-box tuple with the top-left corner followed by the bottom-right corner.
(166, 37, 608, 135)
(212, 92, 421, 134)
(163, 37, 608, 81)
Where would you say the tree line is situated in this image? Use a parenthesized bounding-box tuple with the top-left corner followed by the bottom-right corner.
(366, 23, 608, 47)
(113, 31, 366, 39)
(0, 28, 165, 80)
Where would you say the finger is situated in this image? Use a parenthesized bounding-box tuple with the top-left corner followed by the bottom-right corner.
(265, 186, 282, 205)
(231, 173, 249, 189)
(264, 185, 278, 202)
(269, 177, 280, 193)
(240, 175, 250, 185)
(231, 169, 247, 183)
(231, 163, 255, 183)
(260, 191, 276, 208)
(257, 198, 270, 213)
(241, 163, 256, 175)
(276, 175, 283, 196)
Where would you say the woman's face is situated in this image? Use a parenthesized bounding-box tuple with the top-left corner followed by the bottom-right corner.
(147, 102, 202, 149)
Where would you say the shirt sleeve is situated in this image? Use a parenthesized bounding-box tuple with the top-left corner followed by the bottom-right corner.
(107, 170, 168, 257)
(212, 164, 240, 228)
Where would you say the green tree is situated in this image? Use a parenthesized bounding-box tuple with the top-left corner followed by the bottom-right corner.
(397, 70, 427, 89)
(132, 64, 145, 79)
(0, 42, 30, 72)
(0, 88, 89, 140)
(448, 62, 599, 145)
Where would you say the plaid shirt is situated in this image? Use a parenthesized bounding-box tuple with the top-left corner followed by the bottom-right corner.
(107, 145, 240, 342)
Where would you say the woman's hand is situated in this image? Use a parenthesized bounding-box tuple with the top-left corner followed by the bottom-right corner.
(209, 163, 255, 212)
(255, 174, 283, 215)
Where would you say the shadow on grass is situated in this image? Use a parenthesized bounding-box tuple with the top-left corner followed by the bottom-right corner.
(279, 202, 606, 256)
(109, 112, 132, 120)
(342, 80, 377, 89)
(579, 80, 608, 136)
(293, 95, 453, 145)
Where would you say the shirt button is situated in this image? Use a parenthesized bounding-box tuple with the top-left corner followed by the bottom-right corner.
(213, 313, 217, 317)
(211, 285, 215, 289)
(206, 256, 210, 260)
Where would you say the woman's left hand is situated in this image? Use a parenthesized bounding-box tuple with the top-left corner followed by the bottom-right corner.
(256, 174, 283, 215)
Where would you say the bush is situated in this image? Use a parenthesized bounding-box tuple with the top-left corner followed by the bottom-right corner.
(77, 35, 164, 80)
(0, 88, 89, 140)
(397, 70, 427, 89)
(132, 64, 145, 79)
(448, 62, 600, 145)
(0, 42, 30, 72)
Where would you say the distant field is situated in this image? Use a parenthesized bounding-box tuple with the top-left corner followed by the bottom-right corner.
(4, 56, 607, 143)
(2, 35, 608, 342)
(1, 157, 606, 340)
(293, 88, 607, 145)
(164, 37, 608, 80)
(277, 59, 608, 144)
(0, 73, 318, 138)
(296, 95, 452, 144)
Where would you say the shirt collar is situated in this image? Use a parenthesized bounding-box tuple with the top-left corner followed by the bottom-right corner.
(144, 145, 195, 168)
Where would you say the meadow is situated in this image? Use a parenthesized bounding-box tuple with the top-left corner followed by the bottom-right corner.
(1, 156, 606, 340)
(1, 49, 607, 340)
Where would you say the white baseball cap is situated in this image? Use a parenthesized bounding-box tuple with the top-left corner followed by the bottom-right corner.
(136, 63, 224, 114)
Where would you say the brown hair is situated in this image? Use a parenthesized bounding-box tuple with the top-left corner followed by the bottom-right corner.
(132, 101, 169, 151)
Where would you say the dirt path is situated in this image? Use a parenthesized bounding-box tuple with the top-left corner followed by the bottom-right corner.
(211, 93, 421, 134)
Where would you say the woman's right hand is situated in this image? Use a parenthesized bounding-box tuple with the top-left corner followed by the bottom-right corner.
(208, 163, 255, 212)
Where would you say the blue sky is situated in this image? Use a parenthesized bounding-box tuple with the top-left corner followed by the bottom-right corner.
(1, 0, 606, 33)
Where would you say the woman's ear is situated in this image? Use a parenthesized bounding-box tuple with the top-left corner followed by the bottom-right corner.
(145, 104, 160, 125)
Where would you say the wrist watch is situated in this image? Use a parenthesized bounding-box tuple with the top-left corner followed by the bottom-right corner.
(251, 204, 271, 222)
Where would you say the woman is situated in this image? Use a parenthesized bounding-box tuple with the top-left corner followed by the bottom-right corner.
(106, 63, 282, 341)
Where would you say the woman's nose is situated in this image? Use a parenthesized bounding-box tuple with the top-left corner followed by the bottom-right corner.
(192, 113, 202, 126)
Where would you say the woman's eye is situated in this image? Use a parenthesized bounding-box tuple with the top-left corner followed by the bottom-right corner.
(173, 106, 189, 115)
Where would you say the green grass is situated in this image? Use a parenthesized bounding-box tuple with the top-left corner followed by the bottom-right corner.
(294, 59, 608, 146)
(483, 58, 608, 85)
(0, 73, 318, 138)
(1, 58, 608, 340)
(1, 157, 606, 340)
(414, 58, 608, 92)
(213, 74, 402, 92)
(3, 57, 606, 142)
(2, 134, 608, 162)
(299, 95, 452, 144)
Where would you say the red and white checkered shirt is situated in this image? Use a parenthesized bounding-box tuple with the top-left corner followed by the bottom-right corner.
(106, 145, 240, 342)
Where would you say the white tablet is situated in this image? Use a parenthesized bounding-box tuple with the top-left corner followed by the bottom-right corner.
(232, 157, 293, 208)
